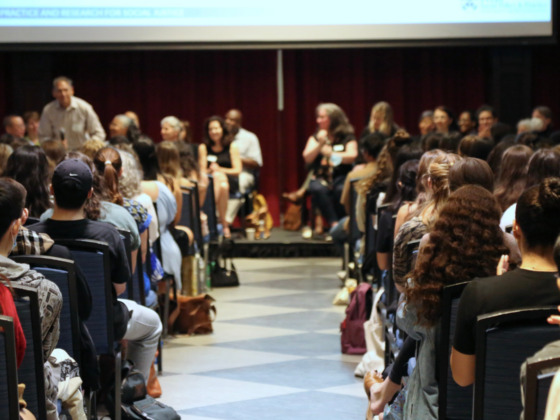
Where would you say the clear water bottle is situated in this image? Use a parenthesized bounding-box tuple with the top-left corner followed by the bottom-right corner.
(258, 219, 265, 239)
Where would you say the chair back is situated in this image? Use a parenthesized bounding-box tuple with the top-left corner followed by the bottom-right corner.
(474, 307, 559, 420)
(348, 177, 364, 246)
(116, 228, 134, 300)
(524, 354, 560, 420)
(179, 187, 196, 255)
(11, 255, 81, 364)
(202, 175, 218, 240)
(0, 315, 20, 420)
(179, 187, 193, 227)
(56, 239, 115, 355)
(190, 182, 204, 251)
(438, 281, 472, 420)
(12, 284, 47, 420)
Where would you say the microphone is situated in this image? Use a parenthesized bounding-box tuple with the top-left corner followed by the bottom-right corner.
(59, 128, 65, 141)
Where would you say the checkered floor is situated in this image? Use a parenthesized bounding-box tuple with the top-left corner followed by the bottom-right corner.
(158, 258, 366, 420)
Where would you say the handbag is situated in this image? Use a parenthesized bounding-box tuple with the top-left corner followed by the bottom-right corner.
(209, 238, 240, 288)
(115, 360, 180, 420)
(175, 293, 217, 335)
(283, 203, 302, 231)
(210, 262, 240, 287)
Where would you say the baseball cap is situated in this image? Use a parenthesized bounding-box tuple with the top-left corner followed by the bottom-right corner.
(51, 159, 93, 206)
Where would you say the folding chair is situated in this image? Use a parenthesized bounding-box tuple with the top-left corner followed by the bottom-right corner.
(12, 284, 47, 420)
(474, 306, 559, 420)
(0, 315, 20, 420)
(438, 281, 471, 420)
(116, 228, 134, 300)
(524, 353, 560, 420)
(54, 239, 122, 420)
(202, 175, 219, 241)
(11, 255, 81, 364)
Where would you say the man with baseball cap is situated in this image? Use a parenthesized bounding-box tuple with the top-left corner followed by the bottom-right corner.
(30, 159, 162, 382)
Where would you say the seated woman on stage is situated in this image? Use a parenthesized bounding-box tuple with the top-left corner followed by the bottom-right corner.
(302, 103, 358, 235)
(198, 116, 242, 239)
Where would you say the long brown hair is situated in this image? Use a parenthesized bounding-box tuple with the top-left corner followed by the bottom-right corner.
(93, 147, 123, 206)
(493, 145, 533, 211)
(406, 185, 508, 326)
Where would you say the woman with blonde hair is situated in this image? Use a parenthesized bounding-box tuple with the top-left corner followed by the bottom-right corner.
(361, 101, 399, 138)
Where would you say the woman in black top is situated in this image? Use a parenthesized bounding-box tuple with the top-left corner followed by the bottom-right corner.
(302, 103, 358, 233)
(198, 116, 241, 238)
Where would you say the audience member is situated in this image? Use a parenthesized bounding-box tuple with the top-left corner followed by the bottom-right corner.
(0, 178, 63, 416)
(457, 135, 494, 160)
(38, 76, 106, 150)
(517, 117, 543, 135)
(451, 177, 560, 387)
(3, 114, 26, 140)
(41, 139, 66, 177)
(108, 114, 140, 144)
(23, 111, 40, 145)
(124, 111, 141, 130)
(494, 145, 533, 211)
(500, 148, 560, 230)
(458, 110, 477, 135)
(133, 135, 182, 288)
(361, 101, 399, 139)
(4, 145, 51, 218)
(80, 138, 106, 160)
(532, 105, 554, 138)
(476, 104, 498, 139)
(393, 149, 445, 236)
(393, 153, 460, 291)
(417, 110, 435, 137)
(0, 143, 13, 176)
(30, 159, 162, 381)
(376, 159, 419, 271)
(433, 105, 458, 135)
(160, 116, 182, 142)
(394, 185, 508, 418)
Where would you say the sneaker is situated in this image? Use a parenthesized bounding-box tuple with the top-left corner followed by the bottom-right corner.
(302, 226, 312, 239)
(337, 270, 347, 281)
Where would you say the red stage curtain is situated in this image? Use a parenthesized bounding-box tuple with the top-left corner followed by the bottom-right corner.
(0, 47, 494, 223)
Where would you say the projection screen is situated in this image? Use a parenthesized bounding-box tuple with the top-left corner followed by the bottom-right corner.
(0, 0, 554, 47)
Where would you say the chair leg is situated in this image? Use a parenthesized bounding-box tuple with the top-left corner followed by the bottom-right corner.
(113, 352, 121, 420)
(157, 337, 163, 373)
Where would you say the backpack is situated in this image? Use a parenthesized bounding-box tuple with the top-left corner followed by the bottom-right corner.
(340, 282, 373, 355)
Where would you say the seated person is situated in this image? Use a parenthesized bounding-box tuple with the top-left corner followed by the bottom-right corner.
(451, 177, 560, 387)
(29, 159, 162, 382)
(0, 178, 63, 417)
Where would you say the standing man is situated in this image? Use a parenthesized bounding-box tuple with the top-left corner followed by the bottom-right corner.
(224, 109, 263, 193)
(38, 76, 106, 150)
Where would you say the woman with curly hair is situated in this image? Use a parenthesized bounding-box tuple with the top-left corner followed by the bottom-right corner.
(398, 185, 508, 419)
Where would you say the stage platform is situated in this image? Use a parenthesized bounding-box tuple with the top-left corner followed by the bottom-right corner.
(227, 228, 339, 258)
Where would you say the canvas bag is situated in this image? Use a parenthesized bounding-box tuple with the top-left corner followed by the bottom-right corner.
(354, 287, 386, 376)
(340, 282, 373, 355)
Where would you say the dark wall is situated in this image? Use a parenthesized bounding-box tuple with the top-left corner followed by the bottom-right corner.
(0, 44, 555, 222)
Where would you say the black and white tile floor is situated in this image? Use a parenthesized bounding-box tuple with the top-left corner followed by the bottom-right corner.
(158, 258, 366, 420)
